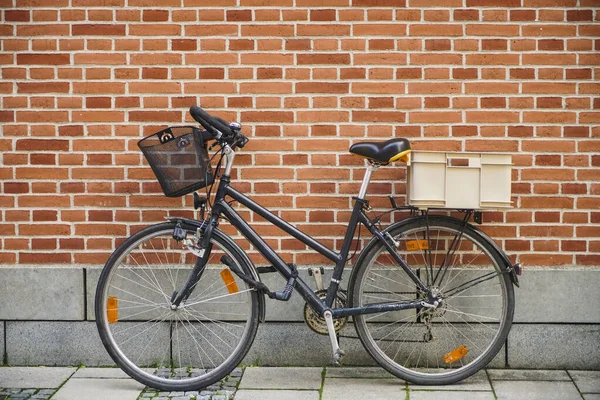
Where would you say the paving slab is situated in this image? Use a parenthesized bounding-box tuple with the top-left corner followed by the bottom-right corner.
(238, 367, 323, 390)
(410, 391, 495, 400)
(493, 380, 582, 400)
(409, 370, 492, 391)
(488, 369, 571, 381)
(234, 389, 320, 400)
(321, 377, 405, 400)
(52, 378, 144, 400)
(570, 370, 600, 393)
(0, 367, 76, 389)
(71, 367, 130, 379)
(325, 367, 395, 379)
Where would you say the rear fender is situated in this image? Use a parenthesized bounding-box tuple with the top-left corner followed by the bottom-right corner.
(348, 215, 519, 307)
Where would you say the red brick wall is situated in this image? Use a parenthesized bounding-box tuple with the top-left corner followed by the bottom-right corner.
(1, 0, 598, 267)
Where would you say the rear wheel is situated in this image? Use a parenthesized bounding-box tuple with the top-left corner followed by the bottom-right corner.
(350, 216, 514, 385)
(95, 222, 260, 390)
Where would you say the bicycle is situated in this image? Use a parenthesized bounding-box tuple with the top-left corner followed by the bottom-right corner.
(95, 106, 522, 390)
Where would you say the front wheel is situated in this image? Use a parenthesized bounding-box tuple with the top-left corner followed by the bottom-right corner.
(95, 222, 260, 390)
(349, 216, 514, 385)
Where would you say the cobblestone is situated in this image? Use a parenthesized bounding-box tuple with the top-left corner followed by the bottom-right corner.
(137, 368, 242, 399)
(0, 389, 57, 400)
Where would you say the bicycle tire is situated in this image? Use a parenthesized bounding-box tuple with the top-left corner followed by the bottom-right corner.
(349, 215, 514, 385)
(95, 221, 260, 390)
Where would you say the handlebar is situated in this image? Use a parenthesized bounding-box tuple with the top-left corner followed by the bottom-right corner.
(190, 105, 248, 149)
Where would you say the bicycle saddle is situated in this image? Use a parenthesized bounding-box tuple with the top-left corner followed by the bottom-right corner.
(349, 138, 411, 164)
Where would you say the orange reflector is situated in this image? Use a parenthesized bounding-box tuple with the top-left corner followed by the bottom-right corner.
(405, 239, 429, 251)
(444, 345, 468, 364)
(107, 296, 118, 324)
(220, 269, 239, 294)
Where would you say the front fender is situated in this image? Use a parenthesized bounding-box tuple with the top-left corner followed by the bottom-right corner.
(166, 217, 267, 321)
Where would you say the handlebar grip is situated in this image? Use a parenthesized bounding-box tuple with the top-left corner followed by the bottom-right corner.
(189, 106, 217, 135)
(198, 129, 215, 142)
(189, 105, 234, 138)
(211, 116, 234, 137)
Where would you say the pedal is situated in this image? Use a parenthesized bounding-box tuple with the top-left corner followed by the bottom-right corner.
(324, 310, 345, 366)
(308, 267, 325, 291)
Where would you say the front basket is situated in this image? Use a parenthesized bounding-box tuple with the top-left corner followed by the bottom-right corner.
(138, 126, 214, 197)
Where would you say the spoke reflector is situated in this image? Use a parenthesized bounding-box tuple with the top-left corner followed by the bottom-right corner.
(444, 345, 468, 364)
(405, 239, 429, 251)
(220, 269, 239, 294)
(107, 296, 118, 324)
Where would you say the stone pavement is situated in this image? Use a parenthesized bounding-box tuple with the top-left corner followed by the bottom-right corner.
(0, 366, 598, 400)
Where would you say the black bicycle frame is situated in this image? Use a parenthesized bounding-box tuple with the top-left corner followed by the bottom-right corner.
(203, 175, 428, 319)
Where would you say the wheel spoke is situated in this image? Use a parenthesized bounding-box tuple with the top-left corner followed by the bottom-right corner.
(96, 225, 257, 390)
(352, 217, 512, 384)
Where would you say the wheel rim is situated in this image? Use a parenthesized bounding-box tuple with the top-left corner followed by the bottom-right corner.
(98, 228, 255, 386)
(355, 224, 510, 378)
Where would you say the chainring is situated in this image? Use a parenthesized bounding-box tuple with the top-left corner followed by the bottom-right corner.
(303, 289, 348, 335)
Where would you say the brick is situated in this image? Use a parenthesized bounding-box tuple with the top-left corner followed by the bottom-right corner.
(522, 24, 576, 37)
(241, 24, 293, 36)
(466, 24, 519, 36)
(296, 82, 348, 94)
(297, 24, 350, 36)
(72, 24, 126, 35)
(17, 24, 69, 36)
(5, 10, 31, 21)
(130, 24, 180, 36)
(353, 111, 405, 122)
(523, 53, 576, 65)
(467, 54, 520, 65)
(297, 54, 350, 65)
(143, 10, 168, 21)
(16, 139, 69, 151)
(510, 10, 536, 21)
(409, 24, 462, 36)
(310, 9, 336, 21)
(17, 53, 70, 65)
(467, 0, 520, 5)
(73, 53, 126, 65)
(425, 39, 451, 51)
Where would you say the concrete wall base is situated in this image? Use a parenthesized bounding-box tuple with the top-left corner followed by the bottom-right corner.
(1, 265, 599, 369)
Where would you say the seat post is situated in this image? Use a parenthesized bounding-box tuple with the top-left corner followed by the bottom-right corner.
(357, 162, 379, 200)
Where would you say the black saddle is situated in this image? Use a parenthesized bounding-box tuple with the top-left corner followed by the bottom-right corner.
(349, 138, 411, 163)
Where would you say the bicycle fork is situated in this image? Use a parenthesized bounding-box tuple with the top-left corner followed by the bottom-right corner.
(170, 219, 216, 308)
